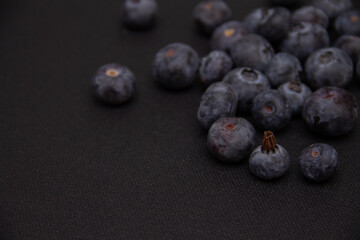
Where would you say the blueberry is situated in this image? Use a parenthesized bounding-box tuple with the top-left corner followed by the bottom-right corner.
(249, 131, 290, 180)
(278, 80, 312, 117)
(291, 6, 329, 29)
(265, 52, 303, 88)
(121, 0, 158, 29)
(334, 35, 360, 64)
(223, 67, 271, 113)
(211, 20, 250, 52)
(207, 117, 256, 163)
(302, 87, 359, 136)
(251, 90, 292, 131)
(193, 0, 232, 35)
(91, 63, 136, 105)
(230, 34, 274, 72)
(299, 143, 338, 182)
(313, 0, 352, 19)
(152, 43, 199, 90)
(305, 47, 353, 89)
(280, 22, 330, 61)
(335, 10, 360, 36)
(199, 50, 233, 88)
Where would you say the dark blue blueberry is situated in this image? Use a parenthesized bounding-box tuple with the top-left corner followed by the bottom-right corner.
(313, 0, 352, 19)
(193, 0, 232, 35)
(300, 143, 338, 182)
(199, 50, 233, 88)
(249, 131, 290, 180)
(265, 52, 303, 88)
(305, 47, 353, 89)
(121, 0, 158, 29)
(230, 34, 274, 72)
(278, 80, 312, 117)
(335, 10, 360, 36)
(251, 90, 292, 131)
(291, 6, 329, 29)
(223, 67, 271, 113)
(152, 43, 199, 90)
(280, 22, 330, 61)
(207, 117, 256, 163)
(211, 21, 250, 52)
(91, 63, 136, 105)
(244, 7, 290, 44)
(335, 35, 360, 64)
(197, 82, 237, 129)
(302, 87, 359, 136)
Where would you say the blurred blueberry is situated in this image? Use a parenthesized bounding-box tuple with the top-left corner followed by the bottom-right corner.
(121, 0, 158, 29)
(291, 5, 329, 29)
(313, 0, 352, 19)
(335, 10, 360, 36)
(335, 35, 360, 64)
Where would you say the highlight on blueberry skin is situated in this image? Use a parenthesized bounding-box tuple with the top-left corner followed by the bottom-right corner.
(121, 0, 158, 30)
(305, 47, 353, 89)
(207, 117, 256, 163)
(335, 10, 360, 36)
(299, 143, 338, 182)
(199, 50, 233, 88)
(302, 87, 359, 136)
(291, 5, 329, 29)
(249, 131, 290, 180)
(197, 82, 237, 129)
(193, 0, 232, 35)
(152, 43, 199, 90)
(91, 63, 136, 105)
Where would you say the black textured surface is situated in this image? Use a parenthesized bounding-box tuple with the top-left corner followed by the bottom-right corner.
(1, 0, 360, 239)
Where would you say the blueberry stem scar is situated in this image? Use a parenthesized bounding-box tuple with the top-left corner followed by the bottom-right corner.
(261, 131, 277, 153)
(289, 80, 301, 93)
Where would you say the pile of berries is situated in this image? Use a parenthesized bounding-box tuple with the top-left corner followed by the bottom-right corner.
(91, 0, 360, 182)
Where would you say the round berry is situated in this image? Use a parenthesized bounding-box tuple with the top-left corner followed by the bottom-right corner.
(334, 35, 360, 64)
(313, 0, 352, 19)
(121, 0, 158, 29)
(335, 10, 360, 36)
(291, 6, 329, 29)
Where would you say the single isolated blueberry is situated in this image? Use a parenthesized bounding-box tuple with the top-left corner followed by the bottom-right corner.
(302, 87, 359, 136)
(121, 0, 158, 29)
(313, 0, 352, 19)
(251, 90, 292, 131)
(280, 22, 329, 61)
(305, 47, 353, 89)
(199, 50, 233, 88)
(211, 20, 250, 52)
(335, 10, 360, 36)
(230, 34, 274, 72)
(335, 35, 360, 64)
(223, 67, 271, 113)
(197, 82, 237, 129)
(291, 5, 329, 29)
(207, 117, 256, 163)
(91, 63, 136, 105)
(193, 0, 232, 35)
(265, 52, 303, 88)
(249, 131, 290, 180)
(300, 143, 338, 182)
(278, 80, 312, 117)
(153, 43, 199, 90)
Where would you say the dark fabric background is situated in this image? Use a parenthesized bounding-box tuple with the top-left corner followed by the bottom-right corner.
(1, 0, 360, 239)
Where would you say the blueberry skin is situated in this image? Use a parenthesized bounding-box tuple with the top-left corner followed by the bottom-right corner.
(249, 144, 290, 180)
(153, 43, 199, 90)
(305, 47, 353, 89)
(207, 117, 256, 163)
(230, 34, 274, 72)
(302, 87, 359, 136)
(335, 35, 360, 64)
(223, 67, 271, 113)
(265, 52, 303, 88)
(197, 82, 237, 129)
(251, 90, 292, 131)
(193, 0, 232, 35)
(91, 63, 136, 105)
(335, 10, 360, 36)
(278, 81, 312, 117)
(280, 22, 330, 61)
(199, 50, 233, 88)
(121, 0, 158, 29)
(313, 0, 352, 19)
(300, 143, 338, 182)
(211, 21, 250, 52)
(291, 6, 329, 29)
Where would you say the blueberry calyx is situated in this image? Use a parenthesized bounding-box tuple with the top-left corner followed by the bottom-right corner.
(261, 131, 277, 153)
(288, 80, 301, 93)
